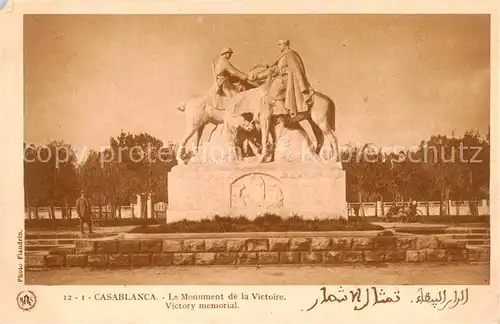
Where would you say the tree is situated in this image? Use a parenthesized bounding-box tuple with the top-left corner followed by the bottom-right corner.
(107, 132, 177, 219)
(24, 141, 79, 220)
(341, 130, 489, 213)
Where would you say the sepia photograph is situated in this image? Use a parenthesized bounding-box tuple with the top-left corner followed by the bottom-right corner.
(21, 14, 490, 286)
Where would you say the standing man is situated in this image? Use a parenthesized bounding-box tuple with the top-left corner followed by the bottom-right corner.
(268, 39, 314, 118)
(76, 190, 93, 235)
(214, 47, 249, 98)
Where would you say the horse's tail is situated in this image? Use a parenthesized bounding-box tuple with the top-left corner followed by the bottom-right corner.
(312, 91, 336, 131)
(325, 94, 336, 131)
(175, 101, 187, 112)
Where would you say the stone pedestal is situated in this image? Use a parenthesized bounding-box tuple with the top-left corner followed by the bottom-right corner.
(167, 161, 347, 222)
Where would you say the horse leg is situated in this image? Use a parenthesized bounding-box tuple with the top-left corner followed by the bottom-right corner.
(194, 124, 205, 153)
(256, 99, 273, 163)
(295, 112, 317, 151)
(176, 127, 198, 165)
(318, 120, 340, 162)
(307, 116, 324, 155)
(259, 114, 271, 163)
(297, 117, 319, 158)
(310, 93, 339, 162)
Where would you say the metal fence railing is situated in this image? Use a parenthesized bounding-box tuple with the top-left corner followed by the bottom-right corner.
(25, 200, 489, 219)
(346, 200, 489, 217)
(25, 203, 169, 220)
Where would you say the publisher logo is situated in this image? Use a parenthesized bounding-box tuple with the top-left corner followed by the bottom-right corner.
(17, 291, 37, 311)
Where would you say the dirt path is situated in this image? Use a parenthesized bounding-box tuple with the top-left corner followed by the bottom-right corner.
(26, 262, 489, 285)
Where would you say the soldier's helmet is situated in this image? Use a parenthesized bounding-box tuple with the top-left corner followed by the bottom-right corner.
(220, 47, 234, 56)
(277, 39, 290, 46)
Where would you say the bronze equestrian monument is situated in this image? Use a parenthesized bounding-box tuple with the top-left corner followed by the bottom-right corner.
(168, 41, 346, 222)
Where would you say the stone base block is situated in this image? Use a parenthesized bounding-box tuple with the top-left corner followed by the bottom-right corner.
(167, 162, 346, 222)
(26, 254, 46, 268)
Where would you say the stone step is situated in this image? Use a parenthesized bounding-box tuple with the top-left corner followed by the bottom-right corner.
(48, 246, 77, 255)
(445, 225, 489, 229)
(470, 228, 490, 234)
(26, 239, 58, 246)
(25, 250, 50, 256)
(457, 239, 490, 246)
(443, 227, 489, 234)
(440, 233, 490, 240)
(26, 239, 77, 246)
(26, 233, 115, 240)
(467, 244, 490, 250)
(25, 244, 75, 252)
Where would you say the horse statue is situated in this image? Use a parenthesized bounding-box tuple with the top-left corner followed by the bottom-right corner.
(173, 66, 267, 164)
(175, 65, 339, 164)
(249, 66, 339, 162)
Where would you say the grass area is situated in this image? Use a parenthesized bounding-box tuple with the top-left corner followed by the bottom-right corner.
(25, 215, 489, 231)
(128, 214, 385, 234)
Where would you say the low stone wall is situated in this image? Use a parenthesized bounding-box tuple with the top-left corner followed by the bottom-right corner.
(26, 234, 490, 269)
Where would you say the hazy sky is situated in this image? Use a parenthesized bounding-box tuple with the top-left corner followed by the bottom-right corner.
(24, 14, 490, 151)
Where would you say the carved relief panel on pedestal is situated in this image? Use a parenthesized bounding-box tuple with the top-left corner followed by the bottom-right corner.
(230, 173, 284, 209)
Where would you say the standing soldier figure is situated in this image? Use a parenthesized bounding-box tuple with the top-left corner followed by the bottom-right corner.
(76, 190, 93, 235)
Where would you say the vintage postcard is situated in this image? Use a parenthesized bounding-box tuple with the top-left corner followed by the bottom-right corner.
(0, 1, 499, 323)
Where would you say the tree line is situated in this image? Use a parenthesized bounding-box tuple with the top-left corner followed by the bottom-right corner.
(23, 130, 489, 219)
(24, 132, 176, 219)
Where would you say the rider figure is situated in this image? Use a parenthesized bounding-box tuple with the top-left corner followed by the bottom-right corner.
(268, 40, 314, 118)
(214, 47, 249, 98)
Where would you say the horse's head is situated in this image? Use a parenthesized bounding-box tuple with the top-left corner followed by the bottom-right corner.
(248, 64, 272, 86)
